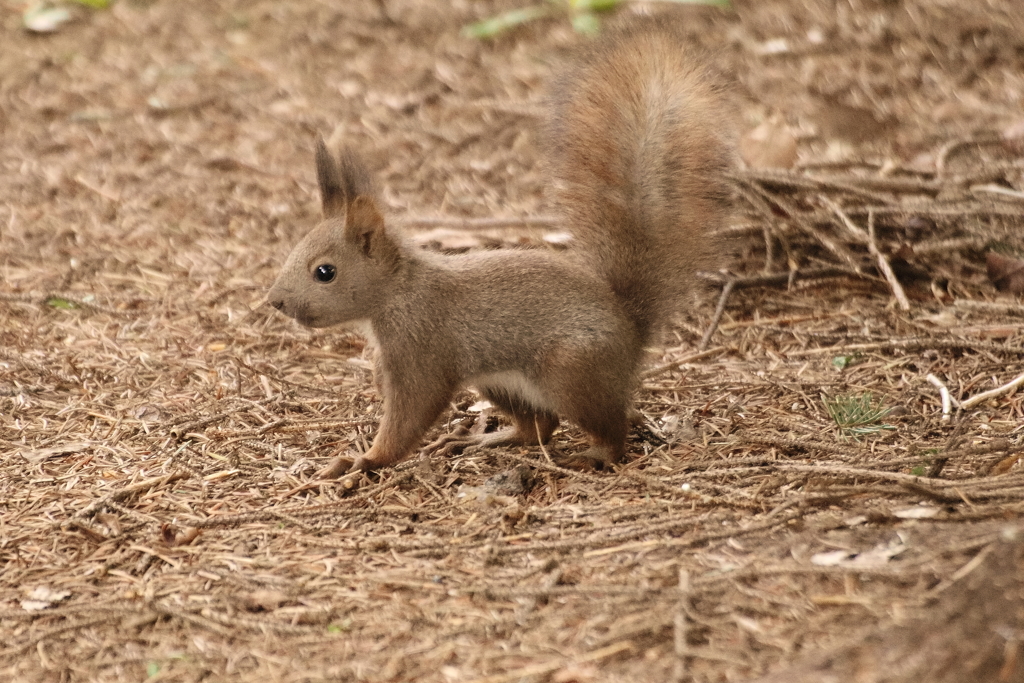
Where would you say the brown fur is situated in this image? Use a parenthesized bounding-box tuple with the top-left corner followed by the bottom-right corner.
(267, 18, 733, 474)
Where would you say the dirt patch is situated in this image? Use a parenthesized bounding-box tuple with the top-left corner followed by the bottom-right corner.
(2, 0, 1024, 681)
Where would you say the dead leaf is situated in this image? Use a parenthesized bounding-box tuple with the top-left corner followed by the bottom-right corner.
(986, 252, 1024, 293)
(950, 326, 1021, 340)
(23, 4, 71, 33)
(740, 117, 798, 169)
(813, 96, 891, 143)
(893, 506, 941, 519)
(811, 538, 907, 568)
(21, 586, 71, 611)
(242, 589, 289, 612)
(552, 664, 600, 683)
(133, 405, 165, 421)
(903, 215, 936, 242)
(20, 600, 52, 612)
(96, 513, 122, 536)
(19, 441, 92, 464)
(990, 453, 1021, 476)
(160, 523, 201, 547)
(160, 523, 177, 545)
(916, 310, 958, 328)
(810, 549, 855, 566)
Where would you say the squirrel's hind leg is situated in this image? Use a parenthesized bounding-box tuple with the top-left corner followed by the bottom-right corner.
(482, 386, 560, 445)
(551, 373, 631, 467)
(422, 386, 559, 457)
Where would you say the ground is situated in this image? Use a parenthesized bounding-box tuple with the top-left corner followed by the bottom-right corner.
(2, 0, 1024, 681)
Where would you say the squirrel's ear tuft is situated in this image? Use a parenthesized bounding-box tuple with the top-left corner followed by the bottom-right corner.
(345, 196, 400, 266)
(315, 136, 347, 217)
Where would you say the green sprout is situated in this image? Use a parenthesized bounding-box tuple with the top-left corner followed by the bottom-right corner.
(463, 0, 731, 39)
(45, 296, 79, 310)
(822, 392, 895, 438)
(831, 353, 861, 370)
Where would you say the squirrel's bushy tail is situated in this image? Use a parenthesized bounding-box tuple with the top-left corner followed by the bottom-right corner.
(548, 18, 733, 346)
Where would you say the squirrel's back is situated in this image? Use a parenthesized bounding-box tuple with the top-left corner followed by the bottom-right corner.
(548, 18, 733, 346)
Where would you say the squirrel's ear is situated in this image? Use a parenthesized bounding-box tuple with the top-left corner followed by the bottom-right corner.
(315, 136, 347, 217)
(345, 196, 401, 266)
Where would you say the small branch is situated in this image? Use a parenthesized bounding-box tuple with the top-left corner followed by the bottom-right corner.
(935, 135, 1004, 176)
(74, 174, 121, 203)
(74, 470, 192, 520)
(673, 569, 691, 683)
(953, 299, 1024, 317)
(0, 291, 132, 316)
(535, 416, 553, 464)
(785, 338, 1023, 358)
(867, 209, 910, 310)
(926, 373, 953, 421)
(821, 195, 868, 243)
(698, 267, 864, 290)
(643, 346, 728, 379)
(961, 370, 1024, 410)
(0, 616, 114, 659)
(397, 215, 558, 230)
(459, 641, 634, 683)
(699, 279, 735, 351)
(825, 199, 909, 311)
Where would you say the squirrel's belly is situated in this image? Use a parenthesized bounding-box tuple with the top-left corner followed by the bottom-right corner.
(472, 371, 556, 413)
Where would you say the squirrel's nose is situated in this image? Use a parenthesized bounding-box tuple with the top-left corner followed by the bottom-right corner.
(269, 299, 284, 311)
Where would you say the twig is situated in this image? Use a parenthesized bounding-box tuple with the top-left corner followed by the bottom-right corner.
(731, 179, 827, 277)
(699, 280, 735, 351)
(74, 470, 192, 519)
(754, 185, 864, 271)
(643, 346, 728, 379)
(953, 299, 1024, 317)
(73, 174, 121, 202)
(762, 223, 775, 272)
(935, 135, 1004, 176)
(842, 202, 1024, 219)
(825, 199, 909, 311)
(204, 417, 377, 439)
(149, 604, 235, 637)
(459, 641, 634, 683)
(961, 370, 1024, 410)
(867, 209, 910, 310)
(535, 416, 553, 464)
(191, 474, 408, 528)
(673, 569, 691, 683)
(925, 374, 953, 420)
(733, 170, 901, 204)
(771, 463, 1024, 490)
(699, 267, 865, 290)
(0, 291, 131, 317)
(0, 616, 114, 659)
(970, 184, 1024, 201)
(397, 215, 558, 230)
(785, 338, 1024, 357)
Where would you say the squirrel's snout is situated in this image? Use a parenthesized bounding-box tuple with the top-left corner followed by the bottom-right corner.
(269, 298, 284, 311)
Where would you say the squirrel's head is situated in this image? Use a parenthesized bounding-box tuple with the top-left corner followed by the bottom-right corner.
(268, 138, 402, 328)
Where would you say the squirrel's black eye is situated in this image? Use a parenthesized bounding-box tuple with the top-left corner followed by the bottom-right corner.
(313, 264, 336, 283)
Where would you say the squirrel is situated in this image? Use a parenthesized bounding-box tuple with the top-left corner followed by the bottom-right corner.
(267, 17, 733, 478)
